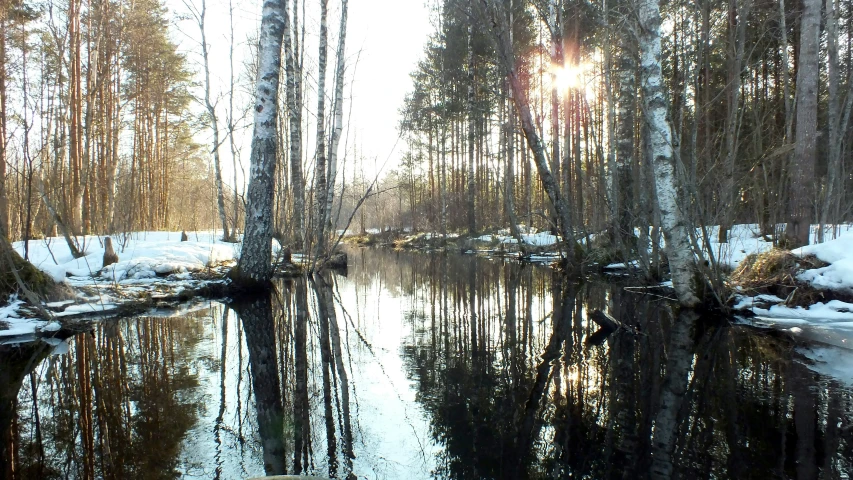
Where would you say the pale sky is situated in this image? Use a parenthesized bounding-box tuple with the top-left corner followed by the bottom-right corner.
(173, 0, 434, 190)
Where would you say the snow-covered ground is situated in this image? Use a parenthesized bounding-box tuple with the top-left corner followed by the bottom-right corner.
(734, 225, 853, 336)
(0, 231, 268, 338)
(14, 231, 240, 282)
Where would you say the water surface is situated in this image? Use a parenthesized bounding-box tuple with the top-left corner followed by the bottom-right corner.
(2, 248, 852, 479)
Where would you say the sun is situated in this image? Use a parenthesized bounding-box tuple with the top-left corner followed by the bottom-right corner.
(551, 62, 589, 92)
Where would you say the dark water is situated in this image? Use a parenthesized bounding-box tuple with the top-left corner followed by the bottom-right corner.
(1, 248, 852, 479)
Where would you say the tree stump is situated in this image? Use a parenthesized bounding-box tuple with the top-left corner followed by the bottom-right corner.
(326, 252, 348, 269)
(103, 237, 119, 268)
(181, 231, 189, 242)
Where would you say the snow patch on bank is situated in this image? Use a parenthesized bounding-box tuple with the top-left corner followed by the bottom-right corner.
(1, 231, 252, 339)
(13, 231, 242, 282)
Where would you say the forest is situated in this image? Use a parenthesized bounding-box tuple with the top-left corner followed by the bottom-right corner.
(0, 0, 851, 305)
(3, 0, 853, 478)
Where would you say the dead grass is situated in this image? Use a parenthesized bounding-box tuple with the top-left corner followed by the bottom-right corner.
(728, 249, 834, 307)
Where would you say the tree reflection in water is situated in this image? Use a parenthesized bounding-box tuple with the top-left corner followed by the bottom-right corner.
(1, 247, 852, 479)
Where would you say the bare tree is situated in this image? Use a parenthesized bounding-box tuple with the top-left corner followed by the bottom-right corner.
(787, 0, 820, 247)
(283, 0, 305, 248)
(634, 0, 701, 307)
(323, 0, 348, 249)
(233, 0, 286, 285)
(312, 0, 329, 264)
(474, 0, 578, 258)
(719, 0, 752, 243)
(188, 0, 233, 242)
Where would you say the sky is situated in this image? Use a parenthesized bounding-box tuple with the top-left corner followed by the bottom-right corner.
(173, 0, 434, 190)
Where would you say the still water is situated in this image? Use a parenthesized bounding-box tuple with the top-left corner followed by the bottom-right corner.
(1, 248, 852, 479)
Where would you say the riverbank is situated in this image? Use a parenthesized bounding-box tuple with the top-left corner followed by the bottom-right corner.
(6, 224, 853, 340)
(0, 232, 303, 339)
(345, 224, 853, 322)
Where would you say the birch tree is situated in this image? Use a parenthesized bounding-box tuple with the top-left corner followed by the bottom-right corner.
(283, 0, 305, 248)
(234, 0, 286, 285)
(634, 0, 701, 307)
(312, 0, 329, 264)
(323, 0, 348, 246)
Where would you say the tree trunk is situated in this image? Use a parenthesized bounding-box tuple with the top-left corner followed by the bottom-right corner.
(786, 0, 820, 247)
(820, 0, 841, 241)
(325, 0, 348, 246)
(615, 27, 636, 250)
(283, 0, 305, 249)
(0, 13, 8, 238)
(312, 0, 329, 265)
(719, 0, 752, 243)
(476, 1, 578, 259)
(466, 5, 477, 236)
(198, 0, 232, 242)
(635, 0, 701, 307)
(233, 0, 286, 286)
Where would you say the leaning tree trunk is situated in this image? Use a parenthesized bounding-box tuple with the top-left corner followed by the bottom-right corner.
(476, 0, 578, 258)
(786, 0, 820, 248)
(635, 0, 701, 308)
(233, 0, 286, 286)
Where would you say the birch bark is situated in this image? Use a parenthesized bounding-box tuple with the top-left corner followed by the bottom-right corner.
(312, 0, 329, 264)
(635, 0, 701, 307)
(283, 0, 304, 248)
(324, 0, 348, 244)
(234, 0, 285, 285)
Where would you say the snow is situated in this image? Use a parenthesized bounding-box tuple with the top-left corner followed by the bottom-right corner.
(13, 231, 242, 282)
(794, 230, 853, 291)
(733, 225, 853, 325)
(799, 347, 853, 386)
(1, 231, 256, 339)
(748, 301, 853, 326)
(700, 224, 775, 268)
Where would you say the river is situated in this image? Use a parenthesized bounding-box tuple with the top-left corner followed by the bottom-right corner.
(1, 247, 851, 479)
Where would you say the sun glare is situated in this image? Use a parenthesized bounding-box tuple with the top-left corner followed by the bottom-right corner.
(551, 62, 591, 92)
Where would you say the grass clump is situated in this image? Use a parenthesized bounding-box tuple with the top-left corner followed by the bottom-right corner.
(730, 250, 826, 290)
(728, 249, 831, 307)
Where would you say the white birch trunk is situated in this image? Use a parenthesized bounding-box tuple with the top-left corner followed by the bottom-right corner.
(234, 0, 285, 285)
(325, 0, 348, 240)
(312, 0, 329, 265)
(283, 0, 304, 248)
(635, 0, 701, 307)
